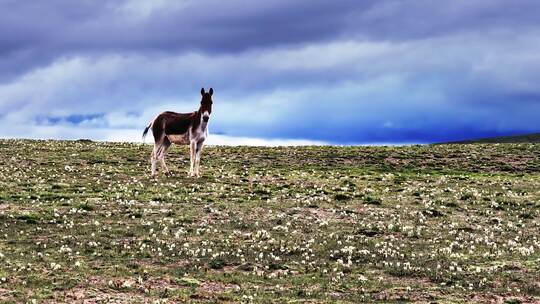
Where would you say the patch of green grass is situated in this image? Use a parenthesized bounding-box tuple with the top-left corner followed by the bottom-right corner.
(364, 195, 382, 205)
(15, 212, 41, 224)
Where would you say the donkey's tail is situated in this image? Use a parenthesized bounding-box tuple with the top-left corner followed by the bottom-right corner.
(142, 121, 153, 143)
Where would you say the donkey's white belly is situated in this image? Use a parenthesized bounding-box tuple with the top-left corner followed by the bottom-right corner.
(167, 133, 190, 145)
(167, 123, 208, 146)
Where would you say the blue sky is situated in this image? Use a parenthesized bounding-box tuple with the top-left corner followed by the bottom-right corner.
(1, 0, 539, 145)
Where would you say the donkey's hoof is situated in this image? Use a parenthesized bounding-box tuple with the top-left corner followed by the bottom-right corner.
(164, 171, 172, 177)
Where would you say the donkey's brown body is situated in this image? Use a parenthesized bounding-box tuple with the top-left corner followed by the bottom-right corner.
(143, 88, 213, 177)
(152, 111, 200, 144)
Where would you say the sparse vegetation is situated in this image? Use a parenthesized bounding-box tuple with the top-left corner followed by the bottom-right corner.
(0, 139, 539, 302)
(443, 132, 540, 144)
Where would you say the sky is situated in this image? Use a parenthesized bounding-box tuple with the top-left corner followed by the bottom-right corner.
(1, 0, 540, 145)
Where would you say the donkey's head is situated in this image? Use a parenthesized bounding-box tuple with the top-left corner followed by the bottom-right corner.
(200, 87, 213, 123)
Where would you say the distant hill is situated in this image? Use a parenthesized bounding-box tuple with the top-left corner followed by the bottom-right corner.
(442, 133, 540, 144)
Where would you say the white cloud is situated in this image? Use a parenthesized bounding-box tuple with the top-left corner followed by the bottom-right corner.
(118, 0, 189, 20)
(0, 123, 327, 146)
(254, 40, 401, 71)
(205, 134, 326, 146)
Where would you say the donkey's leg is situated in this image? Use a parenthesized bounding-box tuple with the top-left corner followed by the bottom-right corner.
(159, 138, 172, 176)
(151, 144, 159, 177)
(194, 141, 204, 177)
(189, 141, 197, 177)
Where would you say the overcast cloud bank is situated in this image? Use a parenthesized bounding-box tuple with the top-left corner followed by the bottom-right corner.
(1, 0, 539, 144)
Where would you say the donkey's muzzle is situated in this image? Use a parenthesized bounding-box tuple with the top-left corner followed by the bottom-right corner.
(203, 116, 209, 122)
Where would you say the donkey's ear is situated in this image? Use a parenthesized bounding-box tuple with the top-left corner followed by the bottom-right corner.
(201, 87, 205, 95)
(209, 88, 213, 96)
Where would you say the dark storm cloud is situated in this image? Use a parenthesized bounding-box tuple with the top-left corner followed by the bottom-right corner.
(2, 0, 540, 78)
(0, 0, 367, 78)
(348, 0, 540, 40)
(0, 0, 359, 51)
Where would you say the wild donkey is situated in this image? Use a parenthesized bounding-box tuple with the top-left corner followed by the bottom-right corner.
(142, 88, 213, 177)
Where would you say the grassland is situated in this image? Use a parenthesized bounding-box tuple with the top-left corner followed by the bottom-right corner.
(443, 133, 540, 144)
(0, 139, 539, 303)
